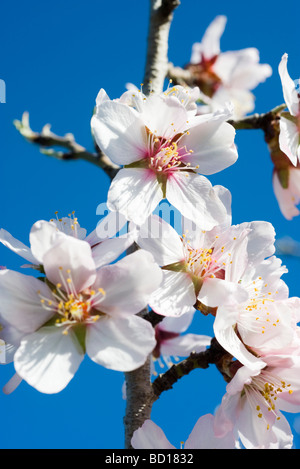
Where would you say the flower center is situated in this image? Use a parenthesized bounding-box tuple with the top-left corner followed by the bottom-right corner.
(181, 233, 228, 281)
(245, 370, 293, 429)
(37, 267, 105, 332)
(145, 127, 198, 175)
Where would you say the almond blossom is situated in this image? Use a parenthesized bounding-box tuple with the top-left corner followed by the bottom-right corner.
(278, 54, 300, 167)
(0, 210, 136, 270)
(0, 236, 162, 393)
(213, 249, 300, 371)
(131, 415, 237, 449)
(187, 16, 272, 118)
(214, 355, 300, 449)
(91, 85, 238, 229)
(136, 211, 275, 317)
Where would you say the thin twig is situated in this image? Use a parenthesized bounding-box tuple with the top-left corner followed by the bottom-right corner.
(151, 338, 233, 402)
(228, 104, 287, 131)
(13, 112, 119, 180)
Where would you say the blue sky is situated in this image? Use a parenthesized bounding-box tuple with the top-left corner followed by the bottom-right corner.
(1, 0, 300, 449)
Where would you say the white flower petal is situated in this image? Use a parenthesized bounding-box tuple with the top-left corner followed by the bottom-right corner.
(43, 236, 96, 293)
(91, 234, 136, 269)
(160, 333, 211, 357)
(131, 420, 175, 449)
(149, 270, 196, 317)
(279, 117, 299, 166)
(214, 306, 266, 370)
(278, 53, 299, 117)
(137, 214, 185, 266)
(86, 315, 155, 371)
(185, 414, 236, 449)
(107, 168, 163, 225)
(166, 172, 228, 230)
(273, 170, 300, 220)
(93, 250, 162, 316)
(0, 270, 55, 333)
(29, 220, 65, 264)
(181, 120, 238, 175)
(14, 326, 85, 394)
(91, 100, 147, 165)
(198, 277, 249, 308)
(0, 228, 38, 264)
(191, 15, 227, 62)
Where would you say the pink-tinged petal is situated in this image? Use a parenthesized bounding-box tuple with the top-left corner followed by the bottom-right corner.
(185, 414, 237, 449)
(43, 237, 96, 294)
(198, 278, 249, 308)
(166, 172, 228, 230)
(273, 171, 300, 220)
(0, 228, 38, 264)
(226, 365, 263, 396)
(269, 356, 300, 413)
(240, 301, 295, 354)
(160, 333, 211, 358)
(91, 100, 147, 165)
(131, 420, 175, 449)
(279, 117, 299, 166)
(29, 220, 65, 264)
(14, 326, 85, 394)
(190, 15, 227, 63)
(3, 373, 22, 395)
(278, 54, 299, 117)
(149, 270, 196, 317)
(236, 396, 277, 449)
(214, 306, 266, 370)
(107, 168, 164, 226)
(214, 393, 240, 437)
(137, 215, 185, 266)
(0, 270, 55, 333)
(86, 315, 156, 371)
(181, 120, 238, 175)
(92, 250, 162, 316)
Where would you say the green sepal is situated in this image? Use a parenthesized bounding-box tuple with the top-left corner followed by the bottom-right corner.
(280, 111, 297, 124)
(277, 168, 289, 189)
(73, 324, 87, 354)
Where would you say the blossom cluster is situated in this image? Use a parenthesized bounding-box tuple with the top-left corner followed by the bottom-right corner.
(1, 16, 300, 450)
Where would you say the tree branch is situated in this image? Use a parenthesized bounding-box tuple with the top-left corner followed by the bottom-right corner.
(143, 0, 180, 95)
(123, 0, 180, 449)
(151, 337, 233, 402)
(13, 112, 119, 180)
(227, 104, 287, 131)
